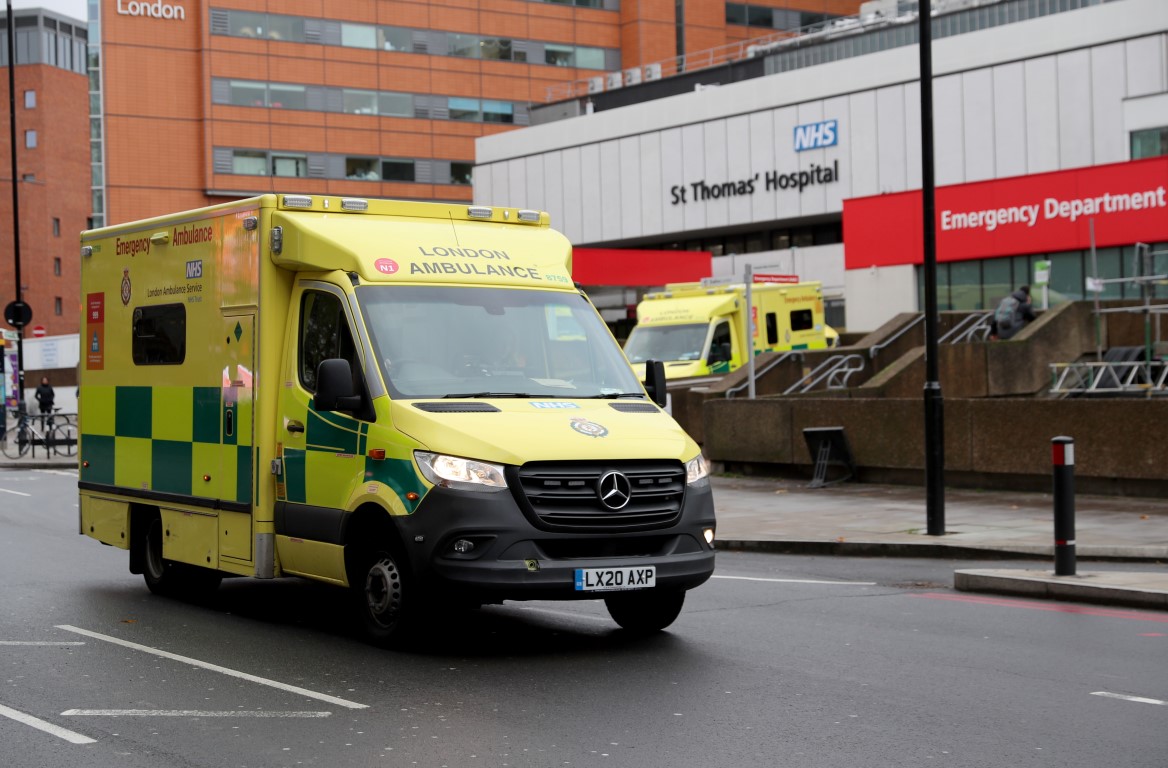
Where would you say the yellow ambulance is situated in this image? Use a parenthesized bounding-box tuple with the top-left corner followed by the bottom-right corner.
(78, 194, 715, 644)
(624, 281, 836, 380)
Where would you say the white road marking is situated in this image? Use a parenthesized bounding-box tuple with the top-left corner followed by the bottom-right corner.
(0, 487, 32, 497)
(62, 709, 332, 718)
(1091, 691, 1167, 706)
(713, 575, 877, 586)
(35, 469, 78, 477)
(0, 703, 96, 745)
(55, 625, 367, 710)
(0, 641, 85, 646)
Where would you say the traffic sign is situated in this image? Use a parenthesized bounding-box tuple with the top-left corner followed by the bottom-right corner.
(32, 325, 46, 338)
(4, 300, 32, 328)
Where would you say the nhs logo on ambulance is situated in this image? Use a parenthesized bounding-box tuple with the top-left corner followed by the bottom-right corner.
(794, 120, 838, 152)
(185, 260, 203, 279)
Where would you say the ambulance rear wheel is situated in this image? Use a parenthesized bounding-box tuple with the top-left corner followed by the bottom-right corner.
(604, 589, 686, 633)
(143, 515, 177, 595)
(353, 546, 417, 646)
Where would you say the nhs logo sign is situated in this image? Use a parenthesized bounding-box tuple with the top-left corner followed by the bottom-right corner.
(794, 120, 838, 152)
(185, 260, 203, 279)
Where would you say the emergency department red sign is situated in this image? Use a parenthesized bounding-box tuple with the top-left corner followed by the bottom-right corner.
(843, 157, 1168, 269)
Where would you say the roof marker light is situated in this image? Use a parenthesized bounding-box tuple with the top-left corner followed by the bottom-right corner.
(340, 198, 369, 212)
(81, 246, 92, 258)
(243, 216, 258, 230)
(467, 206, 493, 219)
(282, 195, 313, 209)
(517, 210, 541, 223)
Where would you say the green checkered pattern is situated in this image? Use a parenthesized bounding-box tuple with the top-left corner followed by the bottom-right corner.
(80, 385, 253, 505)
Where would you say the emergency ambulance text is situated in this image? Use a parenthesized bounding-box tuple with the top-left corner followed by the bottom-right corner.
(116, 237, 151, 257)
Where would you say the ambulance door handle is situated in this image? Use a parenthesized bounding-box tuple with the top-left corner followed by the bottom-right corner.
(286, 420, 305, 434)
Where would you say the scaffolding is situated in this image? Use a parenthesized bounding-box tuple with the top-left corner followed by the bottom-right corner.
(1050, 241, 1168, 397)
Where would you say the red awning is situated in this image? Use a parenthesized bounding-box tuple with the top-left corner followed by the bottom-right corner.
(571, 248, 712, 287)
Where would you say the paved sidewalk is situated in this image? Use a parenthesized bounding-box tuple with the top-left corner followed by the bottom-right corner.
(712, 474, 1168, 611)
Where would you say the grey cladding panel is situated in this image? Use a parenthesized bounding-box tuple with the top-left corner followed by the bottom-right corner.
(211, 79, 230, 104)
(213, 147, 234, 174)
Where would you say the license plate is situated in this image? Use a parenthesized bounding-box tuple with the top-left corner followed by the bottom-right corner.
(574, 566, 656, 592)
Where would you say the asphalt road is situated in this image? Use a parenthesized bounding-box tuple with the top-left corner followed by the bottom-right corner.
(2, 467, 1165, 768)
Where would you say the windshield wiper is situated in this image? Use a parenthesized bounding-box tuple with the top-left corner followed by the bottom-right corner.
(441, 392, 535, 399)
(586, 392, 647, 399)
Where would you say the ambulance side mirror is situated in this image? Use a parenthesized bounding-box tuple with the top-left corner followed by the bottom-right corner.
(314, 358, 363, 413)
(643, 359, 667, 408)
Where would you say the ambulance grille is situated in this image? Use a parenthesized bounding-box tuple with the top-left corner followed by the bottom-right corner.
(511, 461, 685, 532)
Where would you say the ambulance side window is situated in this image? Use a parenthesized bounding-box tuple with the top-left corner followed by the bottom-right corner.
(766, 312, 778, 345)
(709, 321, 731, 363)
(298, 291, 360, 393)
(790, 309, 813, 332)
(132, 304, 186, 365)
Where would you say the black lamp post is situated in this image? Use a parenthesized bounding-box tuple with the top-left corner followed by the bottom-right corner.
(919, 0, 945, 535)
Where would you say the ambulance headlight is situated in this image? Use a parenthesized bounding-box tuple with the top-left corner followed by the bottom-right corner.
(685, 454, 710, 486)
(415, 452, 507, 492)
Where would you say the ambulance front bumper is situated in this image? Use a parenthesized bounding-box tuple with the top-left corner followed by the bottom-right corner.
(394, 481, 716, 601)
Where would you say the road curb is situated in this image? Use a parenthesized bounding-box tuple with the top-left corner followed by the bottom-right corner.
(715, 539, 1167, 563)
(954, 569, 1168, 611)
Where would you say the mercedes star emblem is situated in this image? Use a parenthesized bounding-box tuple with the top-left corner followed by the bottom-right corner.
(597, 470, 632, 510)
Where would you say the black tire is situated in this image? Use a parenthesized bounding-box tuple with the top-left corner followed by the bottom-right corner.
(1, 426, 30, 459)
(604, 590, 686, 633)
(143, 515, 178, 595)
(351, 544, 418, 647)
(142, 515, 222, 597)
(52, 423, 77, 457)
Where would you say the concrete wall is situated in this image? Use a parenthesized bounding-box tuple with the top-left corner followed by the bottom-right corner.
(703, 397, 1168, 495)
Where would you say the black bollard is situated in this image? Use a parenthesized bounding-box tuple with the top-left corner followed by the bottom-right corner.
(1052, 436, 1076, 576)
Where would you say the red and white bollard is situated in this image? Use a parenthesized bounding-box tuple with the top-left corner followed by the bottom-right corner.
(1052, 436, 1076, 576)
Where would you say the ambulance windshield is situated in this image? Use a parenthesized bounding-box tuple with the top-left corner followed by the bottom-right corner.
(357, 286, 644, 400)
(624, 323, 709, 363)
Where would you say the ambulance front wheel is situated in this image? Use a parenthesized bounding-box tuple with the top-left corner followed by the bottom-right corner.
(352, 544, 418, 646)
(604, 589, 686, 633)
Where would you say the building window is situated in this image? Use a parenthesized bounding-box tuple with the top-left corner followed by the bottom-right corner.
(575, 47, 606, 70)
(341, 22, 377, 49)
(380, 26, 412, 51)
(25, 130, 36, 148)
(1131, 127, 1168, 160)
(52, 217, 60, 237)
(229, 80, 267, 107)
(53, 257, 61, 276)
(545, 44, 574, 67)
(378, 92, 413, 117)
(343, 89, 377, 115)
(449, 97, 481, 121)
(449, 33, 481, 58)
(23, 90, 35, 108)
(265, 15, 305, 41)
(228, 11, 266, 37)
(450, 162, 473, 185)
(346, 157, 379, 181)
(232, 150, 267, 175)
(482, 100, 514, 124)
(268, 83, 307, 109)
(382, 159, 415, 182)
(55, 297, 63, 315)
(480, 38, 514, 61)
(272, 154, 308, 177)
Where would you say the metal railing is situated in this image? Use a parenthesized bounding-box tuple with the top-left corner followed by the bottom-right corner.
(1049, 361, 1168, 396)
(783, 354, 865, 395)
(940, 312, 993, 344)
(868, 314, 924, 359)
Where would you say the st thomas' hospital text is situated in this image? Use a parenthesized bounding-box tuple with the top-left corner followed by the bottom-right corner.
(671, 161, 839, 205)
